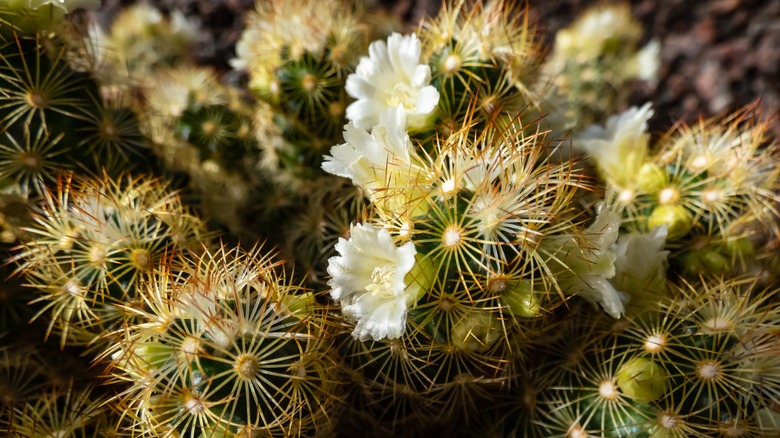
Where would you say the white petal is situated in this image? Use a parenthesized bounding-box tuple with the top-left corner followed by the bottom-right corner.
(414, 85, 440, 115)
(345, 75, 376, 101)
(388, 33, 421, 80)
(411, 64, 431, 87)
(346, 99, 380, 130)
(321, 142, 361, 179)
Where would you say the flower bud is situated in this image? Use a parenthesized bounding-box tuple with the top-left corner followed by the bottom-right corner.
(648, 205, 692, 241)
(616, 357, 667, 402)
(451, 311, 501, 353)
(500, 281, 543, 318)
(636, 162, 668, 193)
(282, 292, 318, 318)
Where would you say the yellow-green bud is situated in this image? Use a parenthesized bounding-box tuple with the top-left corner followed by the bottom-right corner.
(406, 254, 436, 305)
(500, 280, 543, 318)
(616, 357, 668, 402)
(694, 249, 729, 273)
(130, 342, 175, 372)
(636, 162, 668, 193)
(726, 237, 754, 259)
(684, 248, 731, 273)
(451, 311, 501, 353)
(282, 292, 317, 318)
(648, 205, 692, 241)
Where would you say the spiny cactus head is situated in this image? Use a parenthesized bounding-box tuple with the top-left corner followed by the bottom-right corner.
(543, 2, 659, 127)
(0, 0, 99, 36)
(0, 125, 69, 198)
(420, 0, 539, 74)
(0, 31, 110, 198)
(4, 381, 115, 437)
(235, 0, 369, 94)
(0, 341, 52, 407)
(236, 0, 367, 125)
(419, 0, 542, 134)
(174, 97, 256, 171)
(77, 93, 151, 175)
(108, 244, 342, 437)
(12, 172, 209, 347)
(88, 3, 198, 92)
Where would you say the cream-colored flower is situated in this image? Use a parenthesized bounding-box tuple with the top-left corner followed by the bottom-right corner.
(552, 4, 641, 63)
(576, 103, 654, 186)
(545, 209, 626, 318)
(327, 223, 419, 341)
(612, 226, 669, 309)
(346, 33, 440, 130)
(625, 39, 661, 83)
(322, 107, 431, 215)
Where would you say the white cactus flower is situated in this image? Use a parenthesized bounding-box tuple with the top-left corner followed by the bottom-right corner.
(576, 103, 654, 186)
(345, 32, 439, 131)
(322, 107, 431, 215)
(327, 223, 419, 341)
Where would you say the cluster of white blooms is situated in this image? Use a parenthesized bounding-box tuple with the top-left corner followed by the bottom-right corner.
(322, 33, 440, 341)
(576, 103, 654, 186)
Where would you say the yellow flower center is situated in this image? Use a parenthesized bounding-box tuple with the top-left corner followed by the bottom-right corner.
(386, 83, 417, 110)
(366, 264, 396, 298)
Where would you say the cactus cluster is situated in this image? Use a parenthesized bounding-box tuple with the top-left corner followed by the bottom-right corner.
(0, 1, 777, 437)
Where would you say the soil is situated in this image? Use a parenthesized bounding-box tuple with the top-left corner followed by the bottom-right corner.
(96, 0, 779, 137)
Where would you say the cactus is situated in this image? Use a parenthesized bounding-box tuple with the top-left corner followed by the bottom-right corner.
(320, 1, 641, 427)
(12, 172, 209, 347)
(540, 2, 660, 129)
(106, 244, 342, 436)
(0, 1, 777, 437)
(579, 102, 780, 280)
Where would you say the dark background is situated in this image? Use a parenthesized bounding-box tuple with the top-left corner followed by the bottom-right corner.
(98, 0, 779, 136)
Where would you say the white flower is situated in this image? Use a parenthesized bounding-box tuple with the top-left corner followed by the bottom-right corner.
(327, 223, 419, 341)
(612, 226, 669, 303)
(322, 107, 430, 215)
(576, 103, 654, 186)
(346, 33, 440, 131)
(626, 39, 661, 83)
(546, 209, 626, 318)
(552, 4, 641, 62)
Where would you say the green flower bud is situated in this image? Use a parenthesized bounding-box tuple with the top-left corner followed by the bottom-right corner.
(725, 237, 754, 259)
(282, 292, 318, 318)
(636, 162, 668, 193)
(684, 248, 729, 274)
(500, 280, 543, 318)
(648, 205, 692, 241)
(616, 357, 667, 402)
(451, 311, 501, 353)
(406, 254, 436, 305)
